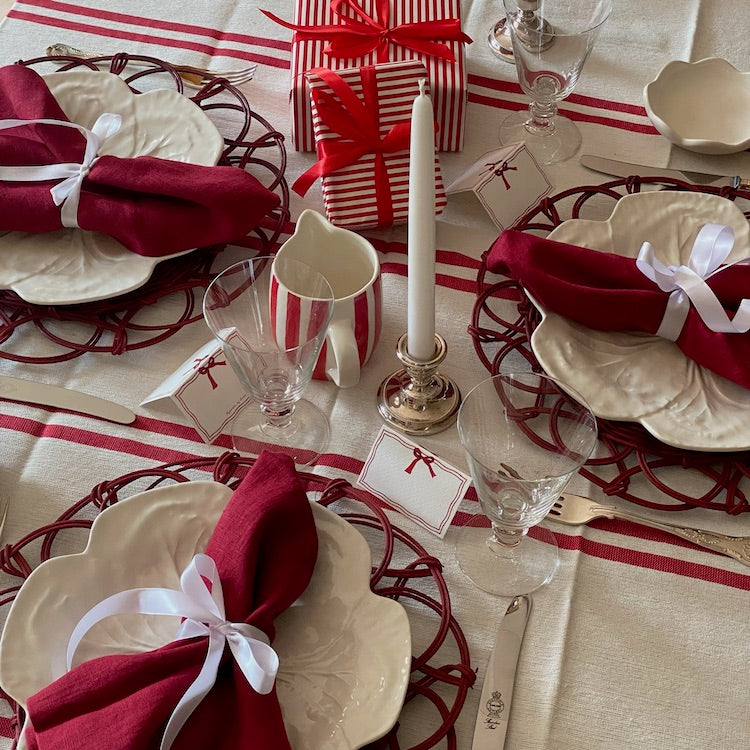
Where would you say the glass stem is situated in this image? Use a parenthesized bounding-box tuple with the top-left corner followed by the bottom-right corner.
(526, 99, 558, 136)
(491, 522, 528, 548)
(261, 403, 295, 429)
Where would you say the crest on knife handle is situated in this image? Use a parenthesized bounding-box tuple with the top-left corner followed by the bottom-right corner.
(484, 690, 506, 727)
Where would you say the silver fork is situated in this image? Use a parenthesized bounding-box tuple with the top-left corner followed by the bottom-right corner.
(548, 493, 750, 567)
(46, 43, 257, 89)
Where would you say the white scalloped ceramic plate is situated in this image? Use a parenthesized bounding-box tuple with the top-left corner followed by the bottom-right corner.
(644, 57, 750, 154)
(529, 190, 750, 452)
(0, 71, 224, 305)
(0, 481, 411, 750)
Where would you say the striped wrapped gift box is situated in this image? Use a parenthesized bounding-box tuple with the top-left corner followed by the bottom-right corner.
(264, 0, 470, 152)
(295, 61, 447, 230)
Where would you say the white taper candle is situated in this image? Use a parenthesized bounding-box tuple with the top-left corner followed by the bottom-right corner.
(406, 78, 437, 362)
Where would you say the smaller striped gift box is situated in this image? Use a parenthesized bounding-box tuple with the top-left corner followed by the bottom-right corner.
(293, 61, 447, 230)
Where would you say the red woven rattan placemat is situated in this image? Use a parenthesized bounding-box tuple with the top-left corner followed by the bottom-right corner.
(0, 54, 289, 363)
(471, 176, 750, 514)
(0, 453, 475, 750)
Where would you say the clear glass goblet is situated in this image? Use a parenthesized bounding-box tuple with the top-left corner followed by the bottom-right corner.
(203, 256, 334, 466)
(455, 372, 597, 596)
(499, 0, 612, 164)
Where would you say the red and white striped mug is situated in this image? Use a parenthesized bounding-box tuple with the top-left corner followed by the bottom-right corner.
(276, 210, 382, 388)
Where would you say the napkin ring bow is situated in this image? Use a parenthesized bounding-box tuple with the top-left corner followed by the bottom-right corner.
(66, 552, 278, 750)
(0, 112, 122, 228)
(636, 223, 750, 340)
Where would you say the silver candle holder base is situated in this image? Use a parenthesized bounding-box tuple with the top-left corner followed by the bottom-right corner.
(377, 333, 461, 436)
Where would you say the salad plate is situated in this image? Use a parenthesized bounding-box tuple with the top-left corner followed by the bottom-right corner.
(0, 481, 411, 749)
(0, 71, 224, 305)
(529, 190, 750, 452)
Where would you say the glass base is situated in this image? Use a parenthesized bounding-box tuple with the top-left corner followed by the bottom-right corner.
(488, 18, 515, 62)
(499, 109, 582, 165)
(454, 515, 559, 596)
(230, 398, 330, 467)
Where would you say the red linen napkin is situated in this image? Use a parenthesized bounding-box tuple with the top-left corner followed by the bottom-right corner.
(23, 451, 318, 750)
(487, 229, 750, 389)
(0, 64, 280, 257)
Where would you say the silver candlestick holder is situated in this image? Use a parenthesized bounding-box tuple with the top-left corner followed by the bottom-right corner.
(377, 333, 461, 435)
(488, 0, 554, 63)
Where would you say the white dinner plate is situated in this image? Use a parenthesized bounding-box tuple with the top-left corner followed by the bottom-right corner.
(529, 190, 750, 452)
(0, 481, 411, 749)
(0, 71, 224, 305)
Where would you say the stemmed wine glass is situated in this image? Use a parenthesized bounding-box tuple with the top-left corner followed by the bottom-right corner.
(455, 372, 597, 596)
(499, 0, 612, 164)
(203, 256, 334, 466)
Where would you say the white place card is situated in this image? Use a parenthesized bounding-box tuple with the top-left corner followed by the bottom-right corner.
(357, 427, 471, 538)
(141, 340, 249, 444)
(446, 144, 552, 230)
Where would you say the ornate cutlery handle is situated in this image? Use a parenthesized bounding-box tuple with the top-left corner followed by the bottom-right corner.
(593, 505, 750, 567)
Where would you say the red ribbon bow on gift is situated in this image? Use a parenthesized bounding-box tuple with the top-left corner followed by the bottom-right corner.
(293, 66, 425, 227)
(263, 0, 471, 64)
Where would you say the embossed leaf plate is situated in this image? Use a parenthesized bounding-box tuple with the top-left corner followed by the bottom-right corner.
(530, 190, 750, 452)
(0, 71, 224, 305)
(0, 481, 411, 749)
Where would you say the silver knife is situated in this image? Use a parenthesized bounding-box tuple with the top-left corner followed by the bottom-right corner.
(471, 595, 531, 750)
(580, 154, 750, 189)
(0, 375, 136, 424)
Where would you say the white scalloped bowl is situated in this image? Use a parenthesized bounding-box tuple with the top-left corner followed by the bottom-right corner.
(643, 57, 750, 154)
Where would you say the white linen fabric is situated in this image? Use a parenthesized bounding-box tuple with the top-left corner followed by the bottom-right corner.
(0, 2, 748, 749)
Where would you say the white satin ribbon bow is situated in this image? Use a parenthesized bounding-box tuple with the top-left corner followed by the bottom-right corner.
(67, 552, 279, 750)
(0, 113, 122, 228)
(636, 223, 750, 341)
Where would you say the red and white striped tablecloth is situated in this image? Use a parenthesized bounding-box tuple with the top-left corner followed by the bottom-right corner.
(0, 2, 748, 749)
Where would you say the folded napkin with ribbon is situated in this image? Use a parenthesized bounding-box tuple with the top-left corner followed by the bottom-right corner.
(0, 65, 280, 257)
(487, 226, 750, 389)
(23, 451, 318, 750)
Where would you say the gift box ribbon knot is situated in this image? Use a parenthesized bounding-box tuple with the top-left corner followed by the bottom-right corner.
(263, 0, 470, 63)
(294, 65, 425, 226)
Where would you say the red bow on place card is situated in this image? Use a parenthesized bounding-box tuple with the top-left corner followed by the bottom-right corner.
(295, 62, 447, 230)
(23, 452, 318, 750)
(487, 226, 750, 389)
(262, 0, 471, 152)
(358, 427, 471, 538)
(0, 65, 280, 257)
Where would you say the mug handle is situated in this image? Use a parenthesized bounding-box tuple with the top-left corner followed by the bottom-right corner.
(326, 319, 361, 388)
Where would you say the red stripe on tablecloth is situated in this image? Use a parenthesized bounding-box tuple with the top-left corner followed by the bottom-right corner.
(9, 9, 288, 68)
(453, 509, 750, 590)
(2, 411, 749, 588)
(14, 0, 291, 51)
(468, 91, 661, 135)
(554, 531, 750, 590)
(469, 73, 649, 116)
(0, 410, 370, 475)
